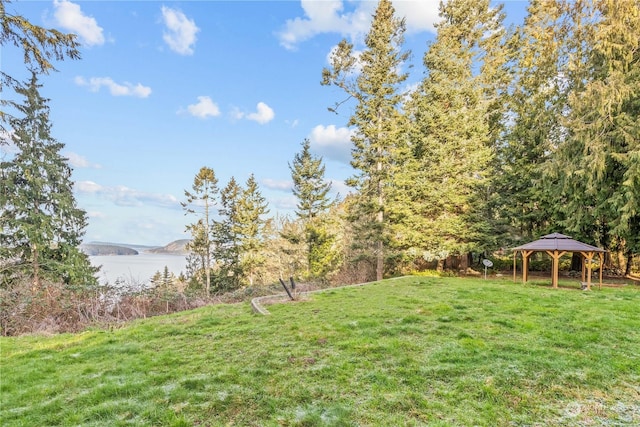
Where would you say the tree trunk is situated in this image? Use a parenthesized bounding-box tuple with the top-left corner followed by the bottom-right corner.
(32, 245, 40, 292)
(624, 252, 633, 276)
(376, 240, 383, 281)
(460, 253, 470, 271)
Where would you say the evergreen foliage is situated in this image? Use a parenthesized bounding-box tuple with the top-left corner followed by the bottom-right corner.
(182, 166, 218, 295)
(493, 0, 568, 245)
(237, 174, 270, 286)
(212, 177, 243, 291)
(553, 0, 640, 270)
(288, 139, 338, 279)
(0, 74, 97, 289)
(0, 0, 80, 132)
(401, 0, 506, 265)
(322, 0, 410, 280)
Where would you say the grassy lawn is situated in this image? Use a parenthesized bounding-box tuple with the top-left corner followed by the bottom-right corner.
(1, 276, 639, 426)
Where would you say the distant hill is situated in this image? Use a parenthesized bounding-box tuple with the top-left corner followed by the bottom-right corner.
(147, 239, 191, 255)
(80, 243, 139, 256)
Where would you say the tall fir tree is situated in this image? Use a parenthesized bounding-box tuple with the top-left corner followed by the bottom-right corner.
(212, 177, 243, 291)
(552, 0, 640, 271)
(322, 0, 409, 280)
(237, 174, 269, 286)
(288, 138, 336, 279)
(182, 166, 218, 295)
(289, 139, 333, 221)
(0, 73, 96, 289)
(402, 0, 506, 268)
(494, 0, 569, 245)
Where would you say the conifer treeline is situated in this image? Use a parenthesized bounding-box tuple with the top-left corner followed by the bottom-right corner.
(185, 0, 638, 289)
(2, 0, 638, 296)
(318, 0, 638, 278)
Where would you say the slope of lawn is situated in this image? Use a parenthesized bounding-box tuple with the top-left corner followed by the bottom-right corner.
(1, 277, 639, 426)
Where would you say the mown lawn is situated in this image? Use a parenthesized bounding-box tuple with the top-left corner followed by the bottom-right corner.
(1, 277, 639, 426)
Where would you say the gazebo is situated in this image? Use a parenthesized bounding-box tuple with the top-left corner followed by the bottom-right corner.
(512, 233, 606, 290)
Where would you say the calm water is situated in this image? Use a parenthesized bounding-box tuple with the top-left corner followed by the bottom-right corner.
(90, 253, 188, 286)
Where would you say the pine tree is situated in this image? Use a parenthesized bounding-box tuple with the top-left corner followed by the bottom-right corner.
(402, 0, 506, 268)
(0, 73, 96, 289)
(321, 0, 409, 280)
(288, 138, 336, 279)
(182, 166, 218, 295)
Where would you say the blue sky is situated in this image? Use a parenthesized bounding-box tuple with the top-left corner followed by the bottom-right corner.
(2, 0, 528, 246)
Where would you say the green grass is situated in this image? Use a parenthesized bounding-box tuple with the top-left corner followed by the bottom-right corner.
(1, 277, 639, 426)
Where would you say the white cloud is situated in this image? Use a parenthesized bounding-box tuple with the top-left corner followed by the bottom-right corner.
(76, 180, 103, 193)
(394, 0, 441, 34)
(66, 152, 101, 169)
(75, 76, 152, 98)
(270, 195, 298, 211)
(86, 210, 107, 219)
(186, 96, 220, 119)
(246, 102, 275, 124)
(309, 124, 354, 164)
(53, 0, 105, 46)
(262, 178, 293, 192)
(161, 6, 199, 55)
(278, 0, 439, 50)
(329, 179, 352, 198)
(278, 0, 366, 50)
(326, 44, 364, 75)
(76, 181, 180, 209)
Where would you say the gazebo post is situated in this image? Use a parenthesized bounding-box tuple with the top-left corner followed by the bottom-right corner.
(522, 250, 533, 284)
(586, 252, 593, 290)
(546, 250, 566, 288)
(513, 251, 517, 283)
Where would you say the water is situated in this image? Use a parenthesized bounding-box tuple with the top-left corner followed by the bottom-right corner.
(90, 253, 188, 286)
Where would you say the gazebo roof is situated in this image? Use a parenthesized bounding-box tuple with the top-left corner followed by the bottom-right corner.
(512, 233, 606, 253)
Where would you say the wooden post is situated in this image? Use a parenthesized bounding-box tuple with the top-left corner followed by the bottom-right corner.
(586, 252, 594, 290)
(522, 250, 533, 284)
(546, 250, 566, 288)
(513, 251, 517, 283)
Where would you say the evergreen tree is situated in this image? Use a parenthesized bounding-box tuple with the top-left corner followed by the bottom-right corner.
(402, 0, 506, 267)
(493, 0, 568, 245)
(0, 73, 96, 289)
(212, 177, 243, 291)
(322, 0, 409, 280)
(1, 0, 80, 133)
(268, 214, 306, 281)
(289, 139, 333, 220)
(182, 166, 218, 295)
(237, 174, 269, 286)
(553, 0, 640, 270)
(288, 138, 336, 279)
(151, 265, 177, 313)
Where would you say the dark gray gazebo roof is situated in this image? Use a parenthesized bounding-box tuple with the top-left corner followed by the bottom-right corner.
(512, 233, 606, 253)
